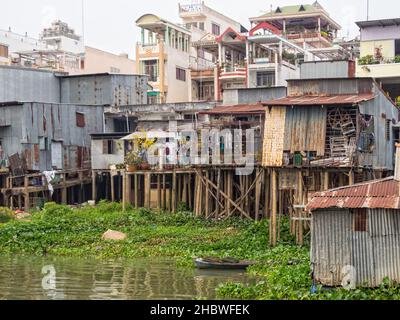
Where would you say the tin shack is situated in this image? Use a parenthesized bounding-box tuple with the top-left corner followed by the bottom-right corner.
(307, 145, 400, 287)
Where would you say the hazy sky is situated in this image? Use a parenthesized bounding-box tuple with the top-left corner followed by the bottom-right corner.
(1, 0, 399, 59)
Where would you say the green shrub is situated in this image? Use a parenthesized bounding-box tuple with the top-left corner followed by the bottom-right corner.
(0, 207, 14, 223)
(42, 202, 73, 219)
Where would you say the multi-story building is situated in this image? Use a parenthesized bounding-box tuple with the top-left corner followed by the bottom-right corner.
(356, 18, 400, 105)
(179, 1, 247, 102)
(136, 14, 191, 104)
(249, 2, 341, 50)
(1, 21, 137, 75)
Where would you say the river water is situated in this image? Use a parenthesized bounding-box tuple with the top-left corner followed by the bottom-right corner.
(0, 255, 254, 300)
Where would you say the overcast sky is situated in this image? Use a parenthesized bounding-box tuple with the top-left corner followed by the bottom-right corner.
(1, 0, 399, 59)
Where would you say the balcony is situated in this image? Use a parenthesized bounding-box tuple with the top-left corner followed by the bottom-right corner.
(356, 56, 400, 79)
(219, 65, 247, 81)
(285, 30, 334, 43)
(137, 42, 164, 58)
(189, 56, 216, 79)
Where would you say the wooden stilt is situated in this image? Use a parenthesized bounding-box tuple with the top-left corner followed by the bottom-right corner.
(111, 172, 115, 203)
(92, 171, 97, 202)
(134, 174, 139, 208)
(172, 171, 177, 213)
(157, 174, 161, 209)
(24, 176, 29, 211)
(122, 171, 127, 211)
(270, 169, 278, 246)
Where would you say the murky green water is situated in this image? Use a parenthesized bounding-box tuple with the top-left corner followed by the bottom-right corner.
(0, 256, 254, 300)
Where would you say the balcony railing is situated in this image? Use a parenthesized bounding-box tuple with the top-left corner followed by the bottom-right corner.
(285, 31, 333, 42)
(189, 56, 216, 71)
(219, 65, 247, 80)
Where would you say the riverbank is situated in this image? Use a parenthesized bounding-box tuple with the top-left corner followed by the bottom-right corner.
(1, 202, 400, 300)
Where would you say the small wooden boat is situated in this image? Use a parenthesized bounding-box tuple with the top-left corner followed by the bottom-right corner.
(194, 257, 256, 270)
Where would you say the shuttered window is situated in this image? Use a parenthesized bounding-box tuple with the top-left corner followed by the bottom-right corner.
(0, 44, 8, 58)
(76, 112, 85, 128)
(102, 140, 114, 154)
(176, 67, 186, 82)
(353, 209, 368, 232)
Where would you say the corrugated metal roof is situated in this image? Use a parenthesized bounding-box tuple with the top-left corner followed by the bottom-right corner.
(307, 177, 400, 211)
(262, 93, 376, 106)
(201, 104, 266, 115)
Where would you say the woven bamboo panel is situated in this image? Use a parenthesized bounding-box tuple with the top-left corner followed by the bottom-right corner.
(262, 107, 286, 167)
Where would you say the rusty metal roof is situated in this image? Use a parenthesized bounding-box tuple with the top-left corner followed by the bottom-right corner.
(307, 177, 400, 211)
(201, 104, 266, 115)
(262, 93, 376, 106)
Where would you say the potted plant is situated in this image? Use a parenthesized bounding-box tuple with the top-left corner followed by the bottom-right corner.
(124, 151, 143, 172)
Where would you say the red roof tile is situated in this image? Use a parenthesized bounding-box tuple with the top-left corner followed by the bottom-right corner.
(306, 178, 400, 211)
(262, 93, 376, 106)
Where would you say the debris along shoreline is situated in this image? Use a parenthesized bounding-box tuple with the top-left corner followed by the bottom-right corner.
(2, 202, 400, 300)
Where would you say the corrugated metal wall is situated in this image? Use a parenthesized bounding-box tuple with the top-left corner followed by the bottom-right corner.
(312, 208, 400, 287)
(1, 102, 105, 171)
(0, 66, 60, 103)
(288, 78, 374, 96)
(358, 90, 399, 170)
(284, 106, 327, 156)
(300, 61, 351, 79)
(60, 74, 148, 106)
(223, 87, 287, 105)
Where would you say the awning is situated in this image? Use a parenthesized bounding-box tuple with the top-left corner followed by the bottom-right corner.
(262, 93, 376, 106)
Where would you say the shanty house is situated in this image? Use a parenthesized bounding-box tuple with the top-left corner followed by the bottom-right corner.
(0, 102, 104, 172)
(262, 78, 399, 178)
(307, 146, 400, 287)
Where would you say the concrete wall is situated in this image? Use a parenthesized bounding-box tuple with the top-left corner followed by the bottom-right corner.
(360, 25, 400, 42)
(0, 66, 61, 103)
(91, 139, 124, 170)
(165, 46, 190, 103)
(360, 39, 395, 58)
(77, 47, 136, 75)
(0, 29, 50, 55)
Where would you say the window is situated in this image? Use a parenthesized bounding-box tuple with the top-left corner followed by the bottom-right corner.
(386, 119, 391, 141)
(143, 60, 158, 82)
(212, 23, 221, 36)
(76, 112, 85, 128)
(353, 209, 368, 232)
(80, 59, 85, 70)
(39, 137, 49, 151)
(0, 44, 8, 58)
(395, 39, 400, 56)
(199, 22, 205, 31)
(176, 67, 186, 81)
(102, 140, 114, 155)
(256, 71, 275, 87)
